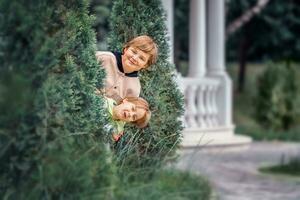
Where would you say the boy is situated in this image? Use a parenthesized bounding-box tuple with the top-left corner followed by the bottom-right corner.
(96, 35, 158, 102)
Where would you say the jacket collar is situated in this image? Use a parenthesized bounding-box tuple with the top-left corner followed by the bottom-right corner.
(112, 51, 138, 77)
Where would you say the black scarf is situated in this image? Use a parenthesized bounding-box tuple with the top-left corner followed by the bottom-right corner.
(112, 51, 138, 77)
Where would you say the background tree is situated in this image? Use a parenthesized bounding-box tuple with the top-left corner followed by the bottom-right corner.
(0, 0, 116, 198)
(226, 0, 300, 92)
(107, 0, 184, 174)
(226, 0, 270, 37)
(255, 62, 300, 130)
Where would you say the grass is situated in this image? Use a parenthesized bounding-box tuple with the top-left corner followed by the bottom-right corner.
(259, 157, 300, 177)
(235, 125, 300, 141)
(116, 169, 211, 200)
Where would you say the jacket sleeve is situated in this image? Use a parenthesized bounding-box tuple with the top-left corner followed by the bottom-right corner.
(95, 51, 103, 63)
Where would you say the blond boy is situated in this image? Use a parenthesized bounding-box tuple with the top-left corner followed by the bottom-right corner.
(96, 35, 158, 102)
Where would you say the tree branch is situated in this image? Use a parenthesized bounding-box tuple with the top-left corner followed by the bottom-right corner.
(226, 0, 271, 38)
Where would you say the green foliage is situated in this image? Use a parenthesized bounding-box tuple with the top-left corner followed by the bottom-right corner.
(260, 157, 300, 176)
(226, 0, 300, 62)
(107, 0, 184, 172)
(236, 125, 300, 142)
(255, 62, 300, 130)
(114, 169, 211, 200)
(0, 0, 116, 198)
(90, 0, 112, 49)
(228, 62, 300, 141)
(0, 1, 210, 198)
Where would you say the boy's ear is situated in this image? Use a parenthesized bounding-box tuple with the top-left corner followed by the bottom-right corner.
(122, 47, 128, 54)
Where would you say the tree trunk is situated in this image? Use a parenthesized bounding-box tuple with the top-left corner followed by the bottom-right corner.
(237, 37, 250, 93)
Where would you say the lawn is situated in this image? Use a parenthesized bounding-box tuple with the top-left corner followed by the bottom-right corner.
(259, 157, 300, 177)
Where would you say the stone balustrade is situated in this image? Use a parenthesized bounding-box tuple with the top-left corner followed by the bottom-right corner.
(179, 77, 220, 129)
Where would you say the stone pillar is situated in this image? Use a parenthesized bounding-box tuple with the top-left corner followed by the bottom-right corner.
(162, 0, 174, 63)
(188, 0, 206, 77)
(207, 0, 232, 126)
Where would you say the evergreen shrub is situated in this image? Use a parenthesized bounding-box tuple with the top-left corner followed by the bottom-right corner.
(0, 0, 116, 198)
(255, 62, 300, 130)
(107, 0, 184, 173)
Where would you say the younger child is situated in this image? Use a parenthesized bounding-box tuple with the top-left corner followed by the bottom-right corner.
(105, 96, 151, 141)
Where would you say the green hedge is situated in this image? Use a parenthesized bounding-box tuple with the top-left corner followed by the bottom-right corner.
(255, 62, 300, 130)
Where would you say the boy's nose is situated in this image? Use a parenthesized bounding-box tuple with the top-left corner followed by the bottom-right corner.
(132, 54, 138, 60)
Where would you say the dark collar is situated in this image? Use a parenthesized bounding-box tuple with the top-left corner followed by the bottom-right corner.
(112, 51, 138, 77)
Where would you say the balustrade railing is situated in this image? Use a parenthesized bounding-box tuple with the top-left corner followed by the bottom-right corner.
(179, 77, 220, 129)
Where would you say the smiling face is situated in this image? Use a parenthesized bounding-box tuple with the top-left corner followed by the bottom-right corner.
(122, 46, 151, 73)
(112, 99, 146, 123)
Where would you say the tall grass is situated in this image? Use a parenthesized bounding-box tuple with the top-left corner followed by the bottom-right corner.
(114, 169, 211, 200)
(109, 132, 212, 199)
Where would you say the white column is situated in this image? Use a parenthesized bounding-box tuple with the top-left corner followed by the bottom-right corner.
(207, 0, 225, 75)
(207, 0, 232, 126)
(188, 0, 206, 77)
(162, 0, 174, 63)
(180, 0, 252, 147)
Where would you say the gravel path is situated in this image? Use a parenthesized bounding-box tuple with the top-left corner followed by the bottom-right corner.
(176, 142, 300, 200)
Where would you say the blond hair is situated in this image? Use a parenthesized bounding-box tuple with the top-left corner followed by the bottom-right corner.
(123, 35, 158, 67)
(119, 97, 151, 128)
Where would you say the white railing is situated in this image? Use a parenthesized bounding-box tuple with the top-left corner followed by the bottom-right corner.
(179, 77, 221, 129)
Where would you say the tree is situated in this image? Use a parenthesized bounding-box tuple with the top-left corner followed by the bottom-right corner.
(227, 0, 300, 93)
(226, 0, 271, 38)
(107, 0, 184, 174)
(0, 0, 116, 198)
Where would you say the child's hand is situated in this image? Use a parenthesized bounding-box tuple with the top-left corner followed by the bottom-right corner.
(95, 88, 102, 95)
(112, 131, 124, 142)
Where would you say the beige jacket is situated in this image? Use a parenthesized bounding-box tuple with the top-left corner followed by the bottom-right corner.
(95, 51, 141, 101)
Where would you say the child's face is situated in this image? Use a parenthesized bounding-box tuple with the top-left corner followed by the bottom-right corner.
(113, 100, 146, 122)
(122, 46, 151, 73)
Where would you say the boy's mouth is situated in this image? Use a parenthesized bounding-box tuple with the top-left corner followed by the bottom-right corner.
(129, 60, 134, 65)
